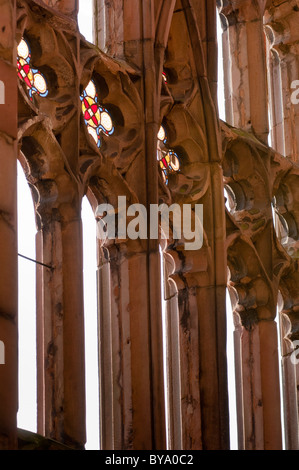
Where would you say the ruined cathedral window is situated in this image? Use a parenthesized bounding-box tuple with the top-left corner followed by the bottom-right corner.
(157, 125, 180, 184)
(17, 38, 48, 100)
(80, 79, 114, 148)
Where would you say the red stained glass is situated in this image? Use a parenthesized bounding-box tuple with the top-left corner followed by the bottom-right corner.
(81, 80, 114, 148)
(157, 125, 180, 184)
(17, 38, 48, 100)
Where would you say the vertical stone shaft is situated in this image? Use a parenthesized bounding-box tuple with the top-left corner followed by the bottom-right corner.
(96, 0, 177, 450)
(174, 266, 228, 450)
(265, 5, 299, 161)
(219, 1, 269, 143)
(31, 0, 86, 447)
(165, 166, 229, 449)
(98, 242, 160, 449)
(0, 0, 18, 450)
(97, 248, 113, 450)
(266, 45, 285, 155)
(192, 0, 219, 107)
(141, 0, 167, 449)
(232, 311, 244, 450)
(160, 1, 230, 449)
(163, 254, 182, 450)
(279, 312, 299, 450)
(36, 206, 86, 449)
(259, 321, 282, 450)
(93, 0, 124, 57)
(241, 321, 282, 450)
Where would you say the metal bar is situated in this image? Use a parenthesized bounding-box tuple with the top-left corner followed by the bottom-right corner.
(18, 253, 53, 270)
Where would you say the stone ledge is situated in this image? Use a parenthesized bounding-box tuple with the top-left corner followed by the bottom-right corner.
(17, 429, 75, 450)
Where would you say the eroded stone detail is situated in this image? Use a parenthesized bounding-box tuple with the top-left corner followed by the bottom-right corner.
(1, 0, 299, 453)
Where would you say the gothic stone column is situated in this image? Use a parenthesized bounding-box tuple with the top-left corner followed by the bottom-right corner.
(218, 0, 269, 143)
(265, 4, 299, 161)
(36, 192, 86, 449)
(0, 0, 18, 450)
(97, 240, 165, 450)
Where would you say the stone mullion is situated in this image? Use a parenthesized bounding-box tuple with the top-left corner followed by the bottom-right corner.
(228, 249, 283, 449)
(0, 133, 18, 450)
(60, 214, 86, 448)
(164, 293, 182, 449)
(279, 312, 299, 450)
(36, 206, 86, 449)
(36, 221, 64, 440)
(93, 0, 124, 57)
(95, 0, 176, 450)
(265, 6, 299, 161)
(232, 310, 244, 450)
(221, 16, 233, 125)
(259, 320, 282, 449)
(142, 0, 167, 450)
(162, 252, 182, 450)
(233, 310, 283, 449)
(97, 244, 130, 450)
(98, 243, 155, 449)
(167, 169, 229, 450)
(176, 284, 203, 449)
(109, 246, 130, 450)
(267, 46, 285, 154)
(228, 269, 264, 449)
(97, 247, 114, 450)
(239, 322, 264, 450)
(121, 0, 166, 450)
(271, 45, 299, 161)
(219, 2, 269, 143)
(0, 0, 18, 450)
(279, 47, 299, 161)
(161, 70, 229, 453)
(171, 277, 228, 450)
(118, 250, 152, 449)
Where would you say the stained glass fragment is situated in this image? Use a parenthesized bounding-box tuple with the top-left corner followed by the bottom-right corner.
(17, 38, 48, 100)
(157, 125, 180, 184)
(81, 80, 114, 148)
